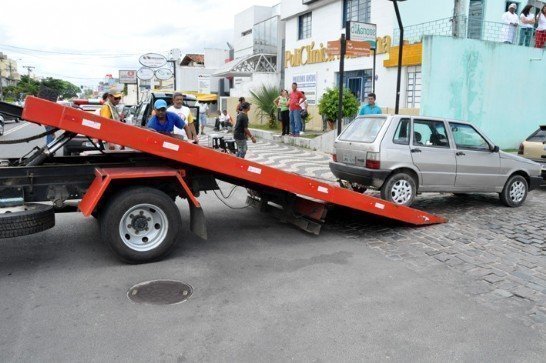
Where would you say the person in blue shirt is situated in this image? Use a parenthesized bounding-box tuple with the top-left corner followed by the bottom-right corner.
(147, 99, 196, 142)
(358, 92, 382, 115)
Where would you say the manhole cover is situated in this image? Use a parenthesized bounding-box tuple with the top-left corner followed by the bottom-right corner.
(127, 280, 192, 305)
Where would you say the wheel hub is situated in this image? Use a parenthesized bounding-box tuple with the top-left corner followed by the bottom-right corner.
(391, 180, 412, 204)
(119, 204, 169, 252)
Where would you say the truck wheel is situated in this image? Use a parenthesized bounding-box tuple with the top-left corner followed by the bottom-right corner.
(499, 175, 528, 207)
(0, 203, 55, 238)
(380, 172, 417, 207)
(100, 187, 181, 263)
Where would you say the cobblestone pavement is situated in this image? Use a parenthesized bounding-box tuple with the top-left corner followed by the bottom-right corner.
(228, 137, 546, 329)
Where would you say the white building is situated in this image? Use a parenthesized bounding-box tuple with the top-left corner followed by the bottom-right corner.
(214, 4, 284, 98)
(175, 48, 230, 95)
(281, 0, 423, 111)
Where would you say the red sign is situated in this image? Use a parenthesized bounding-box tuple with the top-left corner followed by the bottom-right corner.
(327, 40, 371, 57)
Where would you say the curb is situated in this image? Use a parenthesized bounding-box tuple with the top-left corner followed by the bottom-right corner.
(250, 128, 337, 154)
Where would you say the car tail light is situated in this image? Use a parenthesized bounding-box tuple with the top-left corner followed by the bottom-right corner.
(366, 152, 380, 169)
(518, 143, 524, 155)
(332, 154, 337, 162)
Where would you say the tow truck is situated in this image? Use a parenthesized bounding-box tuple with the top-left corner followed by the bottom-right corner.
(0, 98, 446, 263)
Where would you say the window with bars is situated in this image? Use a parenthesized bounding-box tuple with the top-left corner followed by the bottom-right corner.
(298, 12, 312, 40)
(343, 0, 371, 24)
(406, 66, 422, 108)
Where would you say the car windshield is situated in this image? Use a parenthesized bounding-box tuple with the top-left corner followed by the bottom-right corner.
(339, 116, 387, 143)
(527, 128, 546, 142)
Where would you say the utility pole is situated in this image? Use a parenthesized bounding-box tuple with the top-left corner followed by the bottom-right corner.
(23, 65, 35, 78)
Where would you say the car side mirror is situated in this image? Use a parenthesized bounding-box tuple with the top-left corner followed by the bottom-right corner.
(491, 145, 500, 153)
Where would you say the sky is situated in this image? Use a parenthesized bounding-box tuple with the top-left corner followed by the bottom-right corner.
(0, 0, 280, 87)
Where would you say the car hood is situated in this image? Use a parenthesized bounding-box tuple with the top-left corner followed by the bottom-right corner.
(499, 151, 541, 166)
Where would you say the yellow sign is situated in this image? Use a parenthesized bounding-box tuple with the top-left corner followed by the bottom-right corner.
(285, 36, 392, 68)
(383, 42, 423, 68)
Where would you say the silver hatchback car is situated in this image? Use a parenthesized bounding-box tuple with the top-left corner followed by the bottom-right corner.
(329, 115, 543, 207)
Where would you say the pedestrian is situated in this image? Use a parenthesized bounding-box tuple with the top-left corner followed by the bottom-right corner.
(167, 92, 196, 140)
(100, 89, 124, 150)
(196, 101, 209, 135)
(220, 110, 233, 130)
(100, 89, 123, 121)
(519, 5, 536, 47)
(358, 93, 382, 115)
(288, 82, 306, 137)
(300, 91, 309, 134)
(535, 5, 546, 49)
(236, 97, 245, 115)
(274, 90, 290, 135)
(147, 99, 193, 141)
(233, 102, 256, 158)
(501, 3, 519, 44)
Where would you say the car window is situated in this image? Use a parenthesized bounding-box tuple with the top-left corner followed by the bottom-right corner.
(527, 128, 546, 142)
(413, 119, 450, 148)
(450, 123, 490, 151)
(393, 118, 410, 145)
(339, 116, 387, 143)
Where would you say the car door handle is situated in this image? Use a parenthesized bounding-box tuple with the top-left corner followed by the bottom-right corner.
(456, 151, 466, 156)
(410, 148, 421, 153)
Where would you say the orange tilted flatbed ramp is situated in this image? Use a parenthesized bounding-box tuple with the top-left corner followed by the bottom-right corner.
(21, 96, 446, 226)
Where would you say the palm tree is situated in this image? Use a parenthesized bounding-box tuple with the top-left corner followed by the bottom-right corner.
(249, 85, 280, 129)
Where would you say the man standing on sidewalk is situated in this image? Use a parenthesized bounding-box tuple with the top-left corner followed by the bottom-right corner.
(288, 82, 306, 137)
(233, 102, 256, 158)
(358, 93, 382, 115)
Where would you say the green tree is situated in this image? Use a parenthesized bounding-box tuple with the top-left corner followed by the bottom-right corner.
(318, 87, 360, 123)
(41, 77, 80, 99)
(249, 85, 280, 129)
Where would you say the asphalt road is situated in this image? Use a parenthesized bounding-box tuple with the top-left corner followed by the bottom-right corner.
(0, 124, 545, 361)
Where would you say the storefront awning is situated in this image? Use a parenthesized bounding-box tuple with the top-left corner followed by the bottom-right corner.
(212, 53, 277, 77)
(183, 91, 218, 102)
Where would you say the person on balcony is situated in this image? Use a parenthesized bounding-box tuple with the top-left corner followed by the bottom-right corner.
(501, 3, 519, 44)
(536, 5, 546, 49)
(519, 5, 535, 47)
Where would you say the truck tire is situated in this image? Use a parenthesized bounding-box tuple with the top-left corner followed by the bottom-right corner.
(100, 187, 181, 263)
(0, 203, 55, 238)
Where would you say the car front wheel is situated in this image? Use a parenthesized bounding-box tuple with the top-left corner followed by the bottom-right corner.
(499, 175, 528, 207)
(380, 172, 417, 207)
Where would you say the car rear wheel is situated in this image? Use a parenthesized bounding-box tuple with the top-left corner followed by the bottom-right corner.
(499, 175, 528, 207)
(0, 122, 4, 135)
(380, 172, 417, 207)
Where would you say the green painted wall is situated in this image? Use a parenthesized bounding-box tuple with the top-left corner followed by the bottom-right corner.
(421, 35, 546, 148)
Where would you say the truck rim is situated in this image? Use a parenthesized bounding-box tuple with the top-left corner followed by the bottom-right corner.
(119, 203, 169, 252)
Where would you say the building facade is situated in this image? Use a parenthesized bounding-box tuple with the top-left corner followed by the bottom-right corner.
(0, 53, 21, 89)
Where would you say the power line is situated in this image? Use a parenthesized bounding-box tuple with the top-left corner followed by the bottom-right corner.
(0, 43, 140, 57)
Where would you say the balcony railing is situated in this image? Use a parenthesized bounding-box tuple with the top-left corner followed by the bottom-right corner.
(393, 15, 540, 47)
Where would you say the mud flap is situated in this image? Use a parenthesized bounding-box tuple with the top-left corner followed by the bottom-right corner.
(189, 201, 207, 240)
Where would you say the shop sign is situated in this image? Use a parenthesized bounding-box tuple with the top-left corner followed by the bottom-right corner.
(198, 74, 211, 94)
(137, 67, 154, 80)
(292, 73, 317, 105)
(285, 36, 391, 68)
(327, 40, 371, 57)
(155, 68, 173, 80)
(119, 70, 137, 84)
(139, 53, 167, 68)
(347, 21, 377, 49)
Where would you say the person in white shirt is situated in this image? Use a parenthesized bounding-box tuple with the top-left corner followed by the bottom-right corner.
(166, 92, 198, 143)
(519, 5, 536, 46)
(536, 5, 546, 49)
(220, 110, 233, 130)
(502, 3, 519, 44)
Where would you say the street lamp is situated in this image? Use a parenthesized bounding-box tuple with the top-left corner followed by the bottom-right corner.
(388, 0, 407, 115)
